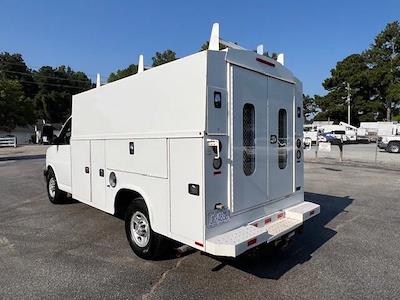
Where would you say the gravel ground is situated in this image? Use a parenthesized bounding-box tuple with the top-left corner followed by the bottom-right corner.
(0, 158, 399, 299)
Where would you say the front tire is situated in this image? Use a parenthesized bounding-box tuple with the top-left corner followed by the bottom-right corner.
(387, 142, 400, 153)
(125, 199, 167, 259)
(46, 168, 66, 204)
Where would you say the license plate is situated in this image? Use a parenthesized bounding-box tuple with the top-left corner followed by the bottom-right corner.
(207, 208, 230, 228)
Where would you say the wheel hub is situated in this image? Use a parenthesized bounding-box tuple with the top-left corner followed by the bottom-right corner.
(391, 144, 399, 153)
(130, 211, 150, 247)
(48, 178, 56, 198)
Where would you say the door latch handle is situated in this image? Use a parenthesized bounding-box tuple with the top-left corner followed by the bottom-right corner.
(270, 135, 277, 144)
(85, 167, 90, 174)
(207, 139, 220, 159)
(99, 169, 104, 177)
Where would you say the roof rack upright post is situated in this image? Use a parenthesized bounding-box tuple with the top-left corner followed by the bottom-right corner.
(96, 73, 101, 88)
(256, 44, 264, 55)
(138, 54, 144, 73)
(277, 53, 285, 65)
(208, 23, 220, 51)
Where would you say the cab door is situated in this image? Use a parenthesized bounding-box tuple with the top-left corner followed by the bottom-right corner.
(268, 78, 294, 200)
(52, 118, 72, 193)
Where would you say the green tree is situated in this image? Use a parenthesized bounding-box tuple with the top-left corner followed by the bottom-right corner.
(0, 52, 38, 99)
(199, 41, 228, 51)
(364, 21, 400, 121)
(314, 54, 378, 125)
(34, 66, 92, 123)
(152, 50, 177, 67)
(107, 64, 138, 83)
(303, 94, 317, 122)
(0, 78, 35, 131)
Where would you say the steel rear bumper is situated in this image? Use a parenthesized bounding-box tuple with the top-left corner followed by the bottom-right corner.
(205, 201, 320, 257)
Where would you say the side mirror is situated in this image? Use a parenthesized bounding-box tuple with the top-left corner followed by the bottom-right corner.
(52, 135, 60, 145)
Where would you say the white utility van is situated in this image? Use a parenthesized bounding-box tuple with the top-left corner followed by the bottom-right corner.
(44, 24, 320, 259)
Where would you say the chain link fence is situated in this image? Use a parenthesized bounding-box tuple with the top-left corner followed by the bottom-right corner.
(304, 142, 400, 169)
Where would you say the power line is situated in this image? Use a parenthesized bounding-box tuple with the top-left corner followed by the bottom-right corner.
(0, 60, 108, 79)
(16, 79, 94, 90)
(1, 69, 94, 84)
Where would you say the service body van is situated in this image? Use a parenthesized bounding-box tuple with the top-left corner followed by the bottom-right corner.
(45, 25, 320, 259)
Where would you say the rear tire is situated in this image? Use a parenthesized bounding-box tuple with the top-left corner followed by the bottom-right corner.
(387, 142, 400, 153)
(46, 168, 66, 204)
(125, 199, 167, 259)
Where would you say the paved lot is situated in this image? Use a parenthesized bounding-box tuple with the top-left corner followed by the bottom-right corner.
(0, 158, 399, 299)
(304, 143, 400, 169)
(0, 145, 48, 160)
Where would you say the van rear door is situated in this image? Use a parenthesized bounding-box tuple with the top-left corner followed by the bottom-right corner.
(267, 77, 294, 200)
(231, 66, 294, 212)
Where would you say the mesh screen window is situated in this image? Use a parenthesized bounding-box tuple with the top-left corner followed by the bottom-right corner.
(278, 108, 288, 169)
(243, 103, 255, 176)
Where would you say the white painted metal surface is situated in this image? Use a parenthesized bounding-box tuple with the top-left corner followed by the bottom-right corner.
(96, 73, 101, 88)
(138, 54, 144, 73)
(45, 24, 319, 258)
(208, 23, 220, 51)
(277, 53, 284, 65)
(90, 140, 106, 209)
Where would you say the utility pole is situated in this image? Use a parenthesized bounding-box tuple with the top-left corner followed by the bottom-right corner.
(346, 82, 351, 125)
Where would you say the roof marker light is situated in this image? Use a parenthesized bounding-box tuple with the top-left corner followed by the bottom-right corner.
(256, 57, 275, 67)
(248, 238, 257, 246)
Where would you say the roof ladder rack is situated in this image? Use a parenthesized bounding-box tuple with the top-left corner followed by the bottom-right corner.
(208, 23, 246, 51)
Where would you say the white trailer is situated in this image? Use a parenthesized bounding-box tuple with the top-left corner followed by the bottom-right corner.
(303, 124, 318, 144)
(359, 122, 400, 137)
(44, 24, 319, 259)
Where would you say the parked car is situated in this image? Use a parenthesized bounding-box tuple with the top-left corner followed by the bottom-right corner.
(378, 136, 400, 153)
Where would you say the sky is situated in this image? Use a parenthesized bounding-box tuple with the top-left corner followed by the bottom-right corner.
(0, 0, 399, 96)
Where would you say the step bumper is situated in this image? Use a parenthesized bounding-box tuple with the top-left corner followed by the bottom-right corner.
(206, 201, 320, 257)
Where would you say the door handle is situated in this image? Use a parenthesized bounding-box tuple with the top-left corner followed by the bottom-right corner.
(99, 169, 104, 177)
(85, 166, 90, 174)
(270, 135, 277, 144)
(207, 139, 220, 159)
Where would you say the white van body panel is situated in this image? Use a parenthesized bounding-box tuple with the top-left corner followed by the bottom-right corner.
(71, 52, 208, 140)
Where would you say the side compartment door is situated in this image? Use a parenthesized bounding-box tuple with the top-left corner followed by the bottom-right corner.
(71, 140, 91, 203)
(90, 140, 106, 209)
(169, 138, 204, 245)
(268, 78, 294, 200)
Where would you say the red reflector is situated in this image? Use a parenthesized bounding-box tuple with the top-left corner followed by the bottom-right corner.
(264, 218, 271, 224)
(247, 238, 257, 246)
(310, 210, 315, 216)
(277, 212, 284, 219)
(213, 171, 221, 175)
(195, 241, 203, 247)
(256, 57, 275, 67)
